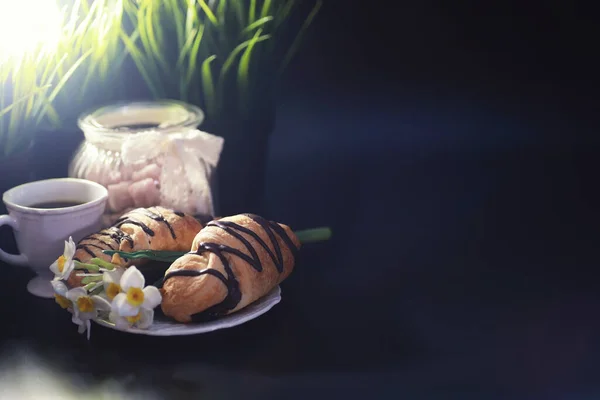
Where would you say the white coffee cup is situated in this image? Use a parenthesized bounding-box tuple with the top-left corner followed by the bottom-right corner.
(0, 178, 108, 298)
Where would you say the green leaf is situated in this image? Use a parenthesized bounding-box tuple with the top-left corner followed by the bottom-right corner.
(120, 30, 163, 98)
(237, 28, 263, 107)
(260, 0, 273, 18)
(35, 49, 93, 125)
(169, 0, 186, 49)
(295, 227, 332, 243)
(186, 24, 205, 85)
(248, 0, 256, 25)
(176, 27, 199, 68)
(275, 0, 296, 29)
(241, 16, 273, 36)
(103, 249, 188, 263)
(145, 2, 169, 72)
(0, 86, 51, 119)
(217, 0, 227, 20)
(198, 0, 218, 26)
(201, 54, 217, 116)
(218, 33, 271, 86)
(278, 0, 322, 77)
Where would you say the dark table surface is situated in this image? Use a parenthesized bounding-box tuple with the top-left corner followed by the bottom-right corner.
(1, 86, 599, 399)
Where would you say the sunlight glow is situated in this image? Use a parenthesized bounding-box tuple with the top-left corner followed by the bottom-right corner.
(0, 0, 63, 62)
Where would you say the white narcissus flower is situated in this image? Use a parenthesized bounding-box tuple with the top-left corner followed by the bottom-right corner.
(102, 267, 125, 301)
(49, 237, 76, 281)
(66, 287, 111, 340)
(109, 307, 155, 330)
(111, 266, 161, 318)
(51, 280, 71, 311)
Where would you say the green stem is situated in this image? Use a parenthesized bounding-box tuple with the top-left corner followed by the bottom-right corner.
(84, 282, 100, 292)
(81, 276, 103, 285)
(90, 285, 104, 296)
(294, 227, 332, 244)
(74, 261, 100, 272)
(89, 258, 117, 270)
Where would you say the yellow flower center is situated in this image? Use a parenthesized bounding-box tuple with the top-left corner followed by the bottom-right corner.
(76, 296, 94, 313)
(126, 287, 144, 307)
(126, 312, 142, 324)
(54, 294, 70, 309)
(106, 283, 121, 300)
(57, 255, 66, 273)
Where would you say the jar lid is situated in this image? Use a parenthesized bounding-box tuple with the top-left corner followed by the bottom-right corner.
(78, 100, 205, 149)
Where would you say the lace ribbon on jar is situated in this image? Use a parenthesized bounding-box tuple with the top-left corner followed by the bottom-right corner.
(120, 129, 224, 216)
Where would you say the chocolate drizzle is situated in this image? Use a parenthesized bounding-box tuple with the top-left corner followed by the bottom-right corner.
(76, 243, 105, 257)
(135, 208, 177, 239)
(96, 227, 134, 248)
(162, 214, 299, 319)
(114, 216, 155, 236)
(79, 238, 115, 250)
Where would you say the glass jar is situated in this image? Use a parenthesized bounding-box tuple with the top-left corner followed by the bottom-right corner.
(69, 100, 223, 227)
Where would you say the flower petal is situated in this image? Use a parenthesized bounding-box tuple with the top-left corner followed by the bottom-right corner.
(141, 286, 162, 310)
(78, 311, 95, 321)
(108, 311, 119, 323)
(61, 259, 75, 280)
(49, 260, 60, 276)
(86, 320, 92, 340)
(72, 314, 83, 326)
(51, 280, 68, 297)
(103, 268, 124, 284)
(66, 287, 87, 302)
(137, 308, 154, 329)
(112, 292, 139, 317)
(91, 295, 111, 312)
(120, 266, 145, 292)
(65, 237, 76, 259)
(114, 316, 130, 330)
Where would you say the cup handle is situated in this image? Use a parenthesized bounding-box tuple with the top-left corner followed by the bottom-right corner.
(0, 215, 29, 266)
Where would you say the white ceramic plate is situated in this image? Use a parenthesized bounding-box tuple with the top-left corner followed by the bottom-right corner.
(93, 286, 282, 336)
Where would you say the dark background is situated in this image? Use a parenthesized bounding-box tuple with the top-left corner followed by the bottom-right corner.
(2, 1, 600, 398)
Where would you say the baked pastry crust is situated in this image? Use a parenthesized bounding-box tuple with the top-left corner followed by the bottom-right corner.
(160, 213, 301, 323)
(67, 206, 203, 287)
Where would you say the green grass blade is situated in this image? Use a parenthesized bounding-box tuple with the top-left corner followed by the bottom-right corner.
(120, 30, 163, 98)
(231, 0, 245, 27)
(237, 29, 263, 103)
(145, 2, 169, 72)
(186, 24, 205, 85)
(198, 0, 218, 25)
(35, 49, 93, 125)
(217, 0, 227, 20)
(275, 0, 296, 29)
(260, 0, 273, 18)
(278, 0, 322, 77)
(0, 86, 51, 119)
(37, 98, 61, 128)
(248, 0, 256, 25)
(176, 27, 199, 68)
(201, 54, 217, 116)
(241, 16, 273, 36)
(218, 33, 271, 86)
(169, 0, 185, 49)
(31, 54, 67, 116)
(185, 0, 198, 38)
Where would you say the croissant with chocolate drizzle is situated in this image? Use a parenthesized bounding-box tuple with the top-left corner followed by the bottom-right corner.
(159, 213, 301, 323)
(67, 206, 203, 288)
